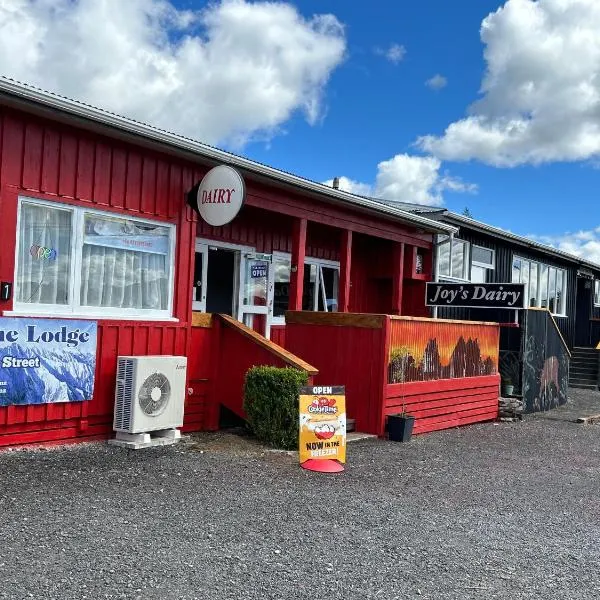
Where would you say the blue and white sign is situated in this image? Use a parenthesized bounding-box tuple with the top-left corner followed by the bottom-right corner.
(0, 318, 98, 406)
(251, 263, 268, 279)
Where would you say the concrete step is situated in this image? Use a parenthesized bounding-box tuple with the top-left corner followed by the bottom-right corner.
(570, 366, 598, 376)
(569, 378, 598, 388)
(569, 383, 598, 390)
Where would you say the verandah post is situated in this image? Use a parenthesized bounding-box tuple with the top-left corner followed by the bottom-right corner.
(391, 242, 405, 315)
(289, 217, 307, 311)
(339, 229, 352, 312)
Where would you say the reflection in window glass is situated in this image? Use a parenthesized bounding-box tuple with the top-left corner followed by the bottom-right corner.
(451, 240, 467, 279)
(556, 270, 564, 314)
(319, 267, 339, 312)
(595, 280, 600, 306)
(529, 262, 538, 307)
(521, 260, 530, 306)
(273, 256, 291, 317)
(438, 241, 450, 278)
(540, 265, 549, 308)
(471, 265, 487, 283)
(512, 258, 521, 284)
(548, 267, 557, 314)
(472, 246, 493, 266)
(302, 264, 317, 311)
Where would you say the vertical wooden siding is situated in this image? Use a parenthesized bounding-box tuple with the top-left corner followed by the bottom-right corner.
(285, 317, 386, 434)
(0, 109, 199, 446)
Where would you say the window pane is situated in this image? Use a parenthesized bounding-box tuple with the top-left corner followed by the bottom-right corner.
(471, 265, 487, 283)
(16, 202, 72, 305)
(302, 264, 317, 310)
(438, 241, 450, 277)
(451, 241, 467, 279)
(273, 257, 291, 317)
(521, 260, 530, 306)
(540, 265, 549, 308)
(472, 246, 493, 266)
(80, 213, 170, 310)
(595, 280, 600, 306)
(529, 262, 538, 307)
(556, 270, 564, 314)
(318, 267, 339, 312)
(548, 268, 557, 313)
(243, 258, 268, 307)
(512, 258, 521, 283)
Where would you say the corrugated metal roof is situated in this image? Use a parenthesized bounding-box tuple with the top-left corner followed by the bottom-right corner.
(0, 76, 458, 236)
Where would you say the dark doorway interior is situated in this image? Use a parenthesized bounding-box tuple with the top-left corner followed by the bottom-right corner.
(575, 276, 593, 347)
(206, 248, 236, 315)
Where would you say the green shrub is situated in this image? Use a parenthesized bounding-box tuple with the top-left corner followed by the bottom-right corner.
(243, 366, 308, 450)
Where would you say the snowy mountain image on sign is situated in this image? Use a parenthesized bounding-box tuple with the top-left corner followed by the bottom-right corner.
(0, 318, 97, 406)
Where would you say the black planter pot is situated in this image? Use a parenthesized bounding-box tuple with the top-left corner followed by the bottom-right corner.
(388, 414, 415, 442)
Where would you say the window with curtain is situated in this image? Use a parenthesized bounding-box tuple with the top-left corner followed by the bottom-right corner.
(15, 199, 175, 318)
(512, 255, 567, 316)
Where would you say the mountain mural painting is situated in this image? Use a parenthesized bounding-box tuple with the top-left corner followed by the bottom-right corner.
(0, 318, 97, 406)
(388, 319, 499, 384)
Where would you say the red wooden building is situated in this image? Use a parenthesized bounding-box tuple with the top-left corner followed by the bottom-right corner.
(0, 77, 499, 448)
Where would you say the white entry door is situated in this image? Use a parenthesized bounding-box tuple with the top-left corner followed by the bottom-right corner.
(238, 252, 274, 339)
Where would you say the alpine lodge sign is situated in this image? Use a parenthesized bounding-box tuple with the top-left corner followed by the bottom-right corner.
(425, 282, 526, 309)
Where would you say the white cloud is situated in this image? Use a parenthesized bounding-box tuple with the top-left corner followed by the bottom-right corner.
(417, 0, 600, 166)
(0, 0, 346, 147)
(532, 228, 600, 266)
(375, 43, 406, 64)
(426, 74, 447, 91)
(324, 154, 478, 206)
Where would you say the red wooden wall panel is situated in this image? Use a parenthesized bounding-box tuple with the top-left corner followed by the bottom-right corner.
(385, 375, 500, 435)
(285, 322, 385, 434)
(270, 325, 286, 348)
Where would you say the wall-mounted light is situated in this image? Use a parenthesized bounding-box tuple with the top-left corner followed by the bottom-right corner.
(291, 265, 298, 273)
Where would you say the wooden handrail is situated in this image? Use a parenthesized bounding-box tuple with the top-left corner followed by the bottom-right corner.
(528, 308, 571, 358)
(286, 311, 386, 329)
(218, 314, 319, 375)
(388, 314, 499, 327)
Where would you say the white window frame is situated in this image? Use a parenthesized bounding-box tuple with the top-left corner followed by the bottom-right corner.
(270, 252, 340, 325)
(512, 255, 568, 317)
(470, 245, 495, 283)
(436, 236, 470, 282)
(10, 196, 177, 321)
(594, 280, 600, 307)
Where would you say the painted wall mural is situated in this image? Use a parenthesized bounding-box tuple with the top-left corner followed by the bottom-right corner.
(388, 319, 499, 384)
(522, 310, 569, 412)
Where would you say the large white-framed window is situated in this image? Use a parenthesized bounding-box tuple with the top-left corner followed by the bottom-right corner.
(13, 197, 176, 320)
(512, 256, 567, 316)
(470, 245, 495, 283)
(437, 237, 470, 281)
(271, 252, 340, 325)
(594, 280, 600, 306)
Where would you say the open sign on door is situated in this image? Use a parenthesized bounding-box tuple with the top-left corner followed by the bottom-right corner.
(250, 263, 268, 278)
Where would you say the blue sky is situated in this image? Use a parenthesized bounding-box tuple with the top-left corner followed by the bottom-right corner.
(2, 0, 599, 259)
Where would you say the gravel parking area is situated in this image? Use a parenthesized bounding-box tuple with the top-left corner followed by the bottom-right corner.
(1, 414, 600, 600)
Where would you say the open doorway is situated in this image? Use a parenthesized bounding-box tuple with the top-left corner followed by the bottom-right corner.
(192, 239, 274, 338)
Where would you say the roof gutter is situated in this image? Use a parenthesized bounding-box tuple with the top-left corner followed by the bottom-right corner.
(446, 212, 600, 271)
(0, 77, 457, 236)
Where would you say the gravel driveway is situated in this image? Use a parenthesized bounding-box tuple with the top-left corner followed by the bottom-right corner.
(1, 413, 600, 600)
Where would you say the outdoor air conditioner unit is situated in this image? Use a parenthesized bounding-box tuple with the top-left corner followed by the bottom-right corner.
(113, 356, 187, 437)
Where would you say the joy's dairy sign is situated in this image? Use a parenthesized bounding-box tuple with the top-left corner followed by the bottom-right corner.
(426, 282, 526, 309)
(186, 165, 246, 226)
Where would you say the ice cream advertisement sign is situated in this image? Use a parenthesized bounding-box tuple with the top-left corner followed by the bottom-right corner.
(0, 318, 98, 406)
(299, 386, 346, 471)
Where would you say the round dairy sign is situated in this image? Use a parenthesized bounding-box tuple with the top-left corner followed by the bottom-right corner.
(196, 165, 245, 226)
